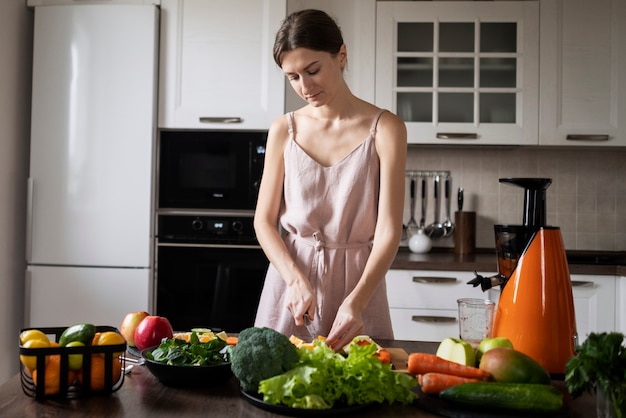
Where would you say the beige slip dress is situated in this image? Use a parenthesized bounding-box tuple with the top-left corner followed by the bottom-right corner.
(254, 109, 394, 340)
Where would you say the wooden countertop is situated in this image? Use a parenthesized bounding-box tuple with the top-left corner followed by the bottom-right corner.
(0, 340, 596, 418)
(392, 248, 626, 276)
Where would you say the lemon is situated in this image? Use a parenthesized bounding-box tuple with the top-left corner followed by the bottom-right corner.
(20, 338, 51, 371)
(19, 329, 50, 346)
(65, 341, 85, 370)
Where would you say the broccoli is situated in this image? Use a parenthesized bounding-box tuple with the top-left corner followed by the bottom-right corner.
(230, 327, 299, 392)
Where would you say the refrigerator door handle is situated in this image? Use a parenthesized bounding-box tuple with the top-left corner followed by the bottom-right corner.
(26, 177, 33, 263)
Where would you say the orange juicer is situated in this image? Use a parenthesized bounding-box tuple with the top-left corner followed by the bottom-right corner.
(468, 178, 577, 376)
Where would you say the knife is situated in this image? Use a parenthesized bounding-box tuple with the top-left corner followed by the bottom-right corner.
(303, 314, 316, 339)
(458, 187, 464, 211)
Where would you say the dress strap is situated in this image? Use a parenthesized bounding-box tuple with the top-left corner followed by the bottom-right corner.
(286, 112, 295, 140)
(369, 109, 388, 135)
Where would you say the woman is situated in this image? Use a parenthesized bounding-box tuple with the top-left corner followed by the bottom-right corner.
(253, 9, 407, 350)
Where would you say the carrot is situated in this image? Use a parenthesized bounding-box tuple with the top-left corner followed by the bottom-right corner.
(374, 348, 391, 364)
(225, 336, 238, 346)
(419, 372, 482, 395)
(407, 352, 490, 380)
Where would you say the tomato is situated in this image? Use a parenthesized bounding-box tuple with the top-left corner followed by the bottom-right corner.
(20, 338, 50, 371)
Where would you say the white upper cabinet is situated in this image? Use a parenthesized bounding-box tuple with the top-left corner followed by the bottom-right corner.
(158, 0, 286, 130)
(375, 1, 539, 145)
(539, 0, 626, 146)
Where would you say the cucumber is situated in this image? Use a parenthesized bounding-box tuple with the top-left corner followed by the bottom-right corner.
(58, 323, 96, 346)
(440, 382, 563, 414)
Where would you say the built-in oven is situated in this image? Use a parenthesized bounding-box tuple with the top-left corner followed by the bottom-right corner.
(155, 130, 269, 332)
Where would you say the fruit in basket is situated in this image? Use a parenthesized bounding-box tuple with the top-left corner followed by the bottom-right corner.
(20, 338, 51, 371)
(31, 355, 76, 395)
(92, 331, 126, 358)
(120, 311, 150, 347)
(76, 355, 122, 391)
(479, 347, 551, 384)
(58, 323, 97, 346)
(66, 341, 85, 371)
(19, 329, 50, 346)
(435, 337, 476, 366)
(134, 316, 174, 351)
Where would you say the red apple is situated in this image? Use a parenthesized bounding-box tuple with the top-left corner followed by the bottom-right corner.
(134, 316, 174, 351)
(120, 311, 150, 347)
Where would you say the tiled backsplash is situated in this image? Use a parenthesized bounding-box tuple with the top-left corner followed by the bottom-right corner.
(404, 147, 626, 252)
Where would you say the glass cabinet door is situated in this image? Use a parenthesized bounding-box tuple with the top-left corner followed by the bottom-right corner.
(376, 2, 539, 145)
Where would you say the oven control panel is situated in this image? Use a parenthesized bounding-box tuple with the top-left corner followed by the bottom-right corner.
(157, 214, 258, 246)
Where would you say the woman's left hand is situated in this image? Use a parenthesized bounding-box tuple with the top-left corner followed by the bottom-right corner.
(326, 304, 364, 351)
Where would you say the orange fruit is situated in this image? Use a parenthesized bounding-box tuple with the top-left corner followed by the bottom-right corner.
(92, 331, 125, 358)
(31, 355, 76, 395)
(77, 355, 122, 391)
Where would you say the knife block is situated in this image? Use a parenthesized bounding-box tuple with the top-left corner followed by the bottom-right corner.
(454, 211, 476, 255)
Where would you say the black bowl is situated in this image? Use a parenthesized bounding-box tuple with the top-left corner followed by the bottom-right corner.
(140, 346, 232, 387)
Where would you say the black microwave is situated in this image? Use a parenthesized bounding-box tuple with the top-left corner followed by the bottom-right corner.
(158, 130, 267, 210)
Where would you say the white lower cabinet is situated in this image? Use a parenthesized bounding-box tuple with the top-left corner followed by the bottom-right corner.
(386, 269, 497, 342)
(387, 270, 618, 343)
(569, 275, 617, 342)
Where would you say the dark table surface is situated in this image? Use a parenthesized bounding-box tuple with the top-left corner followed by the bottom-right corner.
(0, 340, 596, 418)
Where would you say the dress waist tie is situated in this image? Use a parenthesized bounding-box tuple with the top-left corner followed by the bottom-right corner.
(291, 232, 372, 278)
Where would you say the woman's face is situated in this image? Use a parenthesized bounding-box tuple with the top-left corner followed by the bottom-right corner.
(280, 46, 346, 107)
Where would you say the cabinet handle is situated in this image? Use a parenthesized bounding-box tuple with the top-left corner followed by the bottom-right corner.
(412, 276, 457, 284)
(411, 315, 457, 324)
(566, 134, 609, 142)
(199, 117, 243, 124)
(436, 133, 478, 140)
(571, 280, 595, 288)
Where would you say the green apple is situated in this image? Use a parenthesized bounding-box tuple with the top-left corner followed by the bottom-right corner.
(66, 340, 85, 370)
(436, 337, 476, 367)
(477, 337, 514, 363)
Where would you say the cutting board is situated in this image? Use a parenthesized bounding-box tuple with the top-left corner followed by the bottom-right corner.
(387, 347, 409, 373)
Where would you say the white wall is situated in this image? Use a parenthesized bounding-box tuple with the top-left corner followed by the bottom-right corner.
(0, 0, 32, 384)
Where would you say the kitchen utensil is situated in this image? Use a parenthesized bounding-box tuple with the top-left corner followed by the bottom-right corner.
(443, 177, 455, 237)
(458, 187, 464, 211)
(406, 178, 419, 236)
(303, 314, 316, 338)
(425, 176, 446, 239)
(468, 178, 576, 375)
(419, 177, 427, 230)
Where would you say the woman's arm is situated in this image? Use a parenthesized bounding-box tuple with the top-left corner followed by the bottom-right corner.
(253, 116, 315, 326)
(327, 110, 407, 349)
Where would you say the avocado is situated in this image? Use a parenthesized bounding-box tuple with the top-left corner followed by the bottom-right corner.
(479, 347, 551, 384)
(58, 323, 96, 346)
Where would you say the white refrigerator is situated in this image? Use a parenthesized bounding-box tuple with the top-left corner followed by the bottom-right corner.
(25, 3, 158, 328)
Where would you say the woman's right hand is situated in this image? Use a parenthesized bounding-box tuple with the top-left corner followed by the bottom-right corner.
(286, 276, 316, 326)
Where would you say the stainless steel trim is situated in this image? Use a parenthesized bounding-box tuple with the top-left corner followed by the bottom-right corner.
(157, 208, 255, 217)
(199, 117, 243, 124)
(436, 133, 479, 140)
(157, 242, 262, 250)
(412, 276, 457, 284)
(566, 134, 610, 141)
(411, 315, 457, 323)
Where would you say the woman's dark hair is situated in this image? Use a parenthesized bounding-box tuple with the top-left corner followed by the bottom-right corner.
(273, 9, 344, 67)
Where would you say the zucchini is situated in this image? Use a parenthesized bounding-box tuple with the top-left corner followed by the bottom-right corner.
(440, 382, 563, 414)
